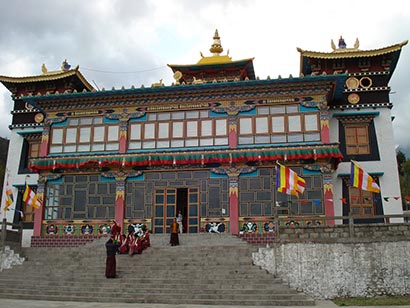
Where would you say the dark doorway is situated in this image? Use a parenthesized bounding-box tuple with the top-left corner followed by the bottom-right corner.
(176, 188, 188, 233)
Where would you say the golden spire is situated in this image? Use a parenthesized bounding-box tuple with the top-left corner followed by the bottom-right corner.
(209, 29, 223, 56)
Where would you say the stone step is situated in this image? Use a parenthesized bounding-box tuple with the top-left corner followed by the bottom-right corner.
(0, 233, 315, 306)
(0, 292, 315, 306)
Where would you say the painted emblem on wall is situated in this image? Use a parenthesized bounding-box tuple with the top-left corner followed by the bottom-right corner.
(347, 93, 360, 104)
(263, 221, 276, 232)
(64, 224, 75, 235)
(285, 221, 300, 227)
(241, 222, 257, 233)
(205, 222, 225, 234)
(99, 224, 111, 235)
(81, 224, 94, 235)
(46, 224, 58, 235)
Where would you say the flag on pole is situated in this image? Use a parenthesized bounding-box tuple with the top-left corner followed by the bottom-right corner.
(23, 183, 42, 209)
(276, 163, 306, 197)
(4, 180, 14, 211)
(350, 161, 380, 193)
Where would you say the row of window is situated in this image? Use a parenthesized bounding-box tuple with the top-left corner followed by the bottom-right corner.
(47, 106, 324, 153)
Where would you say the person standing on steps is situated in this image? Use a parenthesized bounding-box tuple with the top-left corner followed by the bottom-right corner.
(105, 237, 117, 278)
(170, 217, 179, 246)
(177, 210, 183, 234)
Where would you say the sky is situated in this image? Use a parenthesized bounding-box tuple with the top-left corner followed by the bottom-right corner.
(0, 0, 409, 153)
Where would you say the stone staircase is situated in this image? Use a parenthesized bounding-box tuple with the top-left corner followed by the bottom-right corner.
(0, 233, 315, 306)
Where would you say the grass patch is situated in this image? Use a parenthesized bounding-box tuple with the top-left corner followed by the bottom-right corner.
(333, 295, 410, 306)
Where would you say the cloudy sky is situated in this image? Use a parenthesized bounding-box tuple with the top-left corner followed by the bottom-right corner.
(1, 0, 409, 153)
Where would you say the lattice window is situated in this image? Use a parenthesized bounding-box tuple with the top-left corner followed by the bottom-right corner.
(345, 124, 370, 155)
(349, 186, 374, 216)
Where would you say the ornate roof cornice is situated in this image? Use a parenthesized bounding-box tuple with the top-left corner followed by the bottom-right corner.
(297, 40, 408, 59)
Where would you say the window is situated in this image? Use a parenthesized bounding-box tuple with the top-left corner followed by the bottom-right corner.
(349, 186, 374, 216)
(238, 105, 320, 145)
(128, 110, 228, 149)
(49, 117, 120, 153)
(345, 124, 370, 155)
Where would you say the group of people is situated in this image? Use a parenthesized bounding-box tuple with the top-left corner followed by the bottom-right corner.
(105, 220, 151, 278)
(106, 212, 184, 278)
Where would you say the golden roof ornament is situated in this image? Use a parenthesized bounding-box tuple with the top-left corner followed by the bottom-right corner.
(197, 30, 232, 65)
(209, 29, 223, 55)
(331, 36, 360, 53)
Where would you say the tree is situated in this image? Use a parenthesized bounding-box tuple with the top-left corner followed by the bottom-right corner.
(397, 151, 410, 211)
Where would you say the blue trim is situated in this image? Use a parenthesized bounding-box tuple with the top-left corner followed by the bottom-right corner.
(129, 115, 147, 122)
(17, 130, 43, 135)
(104, 117, 119, 124)
(241, 169, 258, 177)
(210, 172, 228, 179)
(300, 104, 318, 112)
(302, 169, 321, 175)
(48, 178, 63, 184)
(127, 174, 145, 181)
(52, 119, 68, 127)
(237, 108, 257, 116)
(210, 110, 228, 117)
(333, 111, 380, 118)
(100, 176, 116, 183)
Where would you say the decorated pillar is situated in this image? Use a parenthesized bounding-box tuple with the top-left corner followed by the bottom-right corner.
(102, 170, 142, 232)
(210, 100, 255, 149)
(320, 109, 330, 144)
(40, 117, 66, 157)
(32, 174, 62, 236)
(211, 165, 256, 235)
(105, 109, 145, 154)
(323, 173, 335, 226)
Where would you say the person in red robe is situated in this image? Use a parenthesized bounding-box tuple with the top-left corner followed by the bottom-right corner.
(128, 233, 143, 256)
(141, 225, 151, 250)
(105, 237, 117, 278)
(170, 218, 179, 246)
(119, 234, 129, 254)
(111, 220, 122, 244)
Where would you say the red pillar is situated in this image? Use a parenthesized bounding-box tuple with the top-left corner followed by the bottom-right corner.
(33, 206, 44, 236)
(323, 174, 334, 226)
(320, 110, 330, 144)
(229, 178, 239, 235)
(228, 116, 238, 148)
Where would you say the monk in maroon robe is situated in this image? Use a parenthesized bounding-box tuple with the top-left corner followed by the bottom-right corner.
(105, 238, 117, 278)
(170, 218, 179, 246)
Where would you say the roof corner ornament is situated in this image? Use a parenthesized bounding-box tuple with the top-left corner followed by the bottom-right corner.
(41, 63, 48, 74)
(331, 39, 336, 51)
(61, 59, 71, 71)
(354, 38, 360, 49)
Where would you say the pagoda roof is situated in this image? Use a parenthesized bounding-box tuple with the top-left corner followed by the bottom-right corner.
(0, 65, 94, 92)
(297, 40, 408, 59)
(168, 57, 256, 80)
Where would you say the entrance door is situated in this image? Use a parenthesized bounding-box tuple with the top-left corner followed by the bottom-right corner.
(153, 187, 199, 234)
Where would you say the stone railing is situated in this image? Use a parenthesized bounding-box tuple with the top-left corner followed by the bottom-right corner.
(239, 213, 410, 246)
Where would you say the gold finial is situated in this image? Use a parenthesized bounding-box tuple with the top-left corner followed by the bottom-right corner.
(41, 64, 48, 74)
(209, 29, 223, 56)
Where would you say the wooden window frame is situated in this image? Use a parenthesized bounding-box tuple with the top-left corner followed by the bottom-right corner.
(349, 186, 374, 217)
(345, 123, 370, 155)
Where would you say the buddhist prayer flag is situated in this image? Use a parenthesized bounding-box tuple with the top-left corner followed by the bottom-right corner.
(23, 183, 42, 209)
(4, 180, 14, 211)
(276, 163, 305, 197)
(350, 161, 380, 193)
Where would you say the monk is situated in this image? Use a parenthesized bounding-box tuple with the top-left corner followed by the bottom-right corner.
(128, 233, 143, 256)
(141, 225, 151, 250)
(170, 218, 179, 246)
(105, 237, 117, 278)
